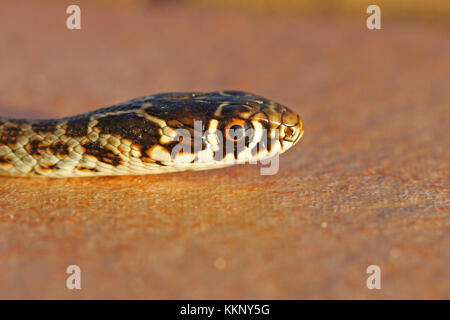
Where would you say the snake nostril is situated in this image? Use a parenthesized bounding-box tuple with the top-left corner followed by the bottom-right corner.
(284, 126, 294, 138)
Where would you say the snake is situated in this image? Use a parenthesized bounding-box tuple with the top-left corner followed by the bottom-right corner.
(0, 90, 303, 177)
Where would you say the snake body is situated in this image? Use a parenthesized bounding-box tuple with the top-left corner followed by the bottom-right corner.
(0, 91, 303, 177)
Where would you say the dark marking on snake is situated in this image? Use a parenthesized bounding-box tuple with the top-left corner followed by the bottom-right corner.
(49, 141, 70, 157)
(31, 122, 58, 135)
(82, 141, 123, 166)
(95, 113, 160, 158)
(40, 163, 57, 170)
(65, 118, 90, 138)
(143, 100, 211, 129)
(0, 155, 13, 165)
(26, 138, 48, 157)
(77, 165, 99, 172)
(0, 126, 23, 146)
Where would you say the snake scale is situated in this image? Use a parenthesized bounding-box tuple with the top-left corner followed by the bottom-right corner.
(0, 91, 303, 177)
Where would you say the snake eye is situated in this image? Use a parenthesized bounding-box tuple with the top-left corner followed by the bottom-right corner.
(224, 119, 250, 142)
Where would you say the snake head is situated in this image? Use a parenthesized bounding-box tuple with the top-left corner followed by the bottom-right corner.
(208, 91, 304, 162)
(145, 90, 304, 166)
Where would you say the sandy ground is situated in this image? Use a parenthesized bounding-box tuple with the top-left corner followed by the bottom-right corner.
(0, 1, 448, 299)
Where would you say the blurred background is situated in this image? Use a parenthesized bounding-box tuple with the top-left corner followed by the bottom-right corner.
(187, 0, 450, 22)
(0, 0, 448, 299)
